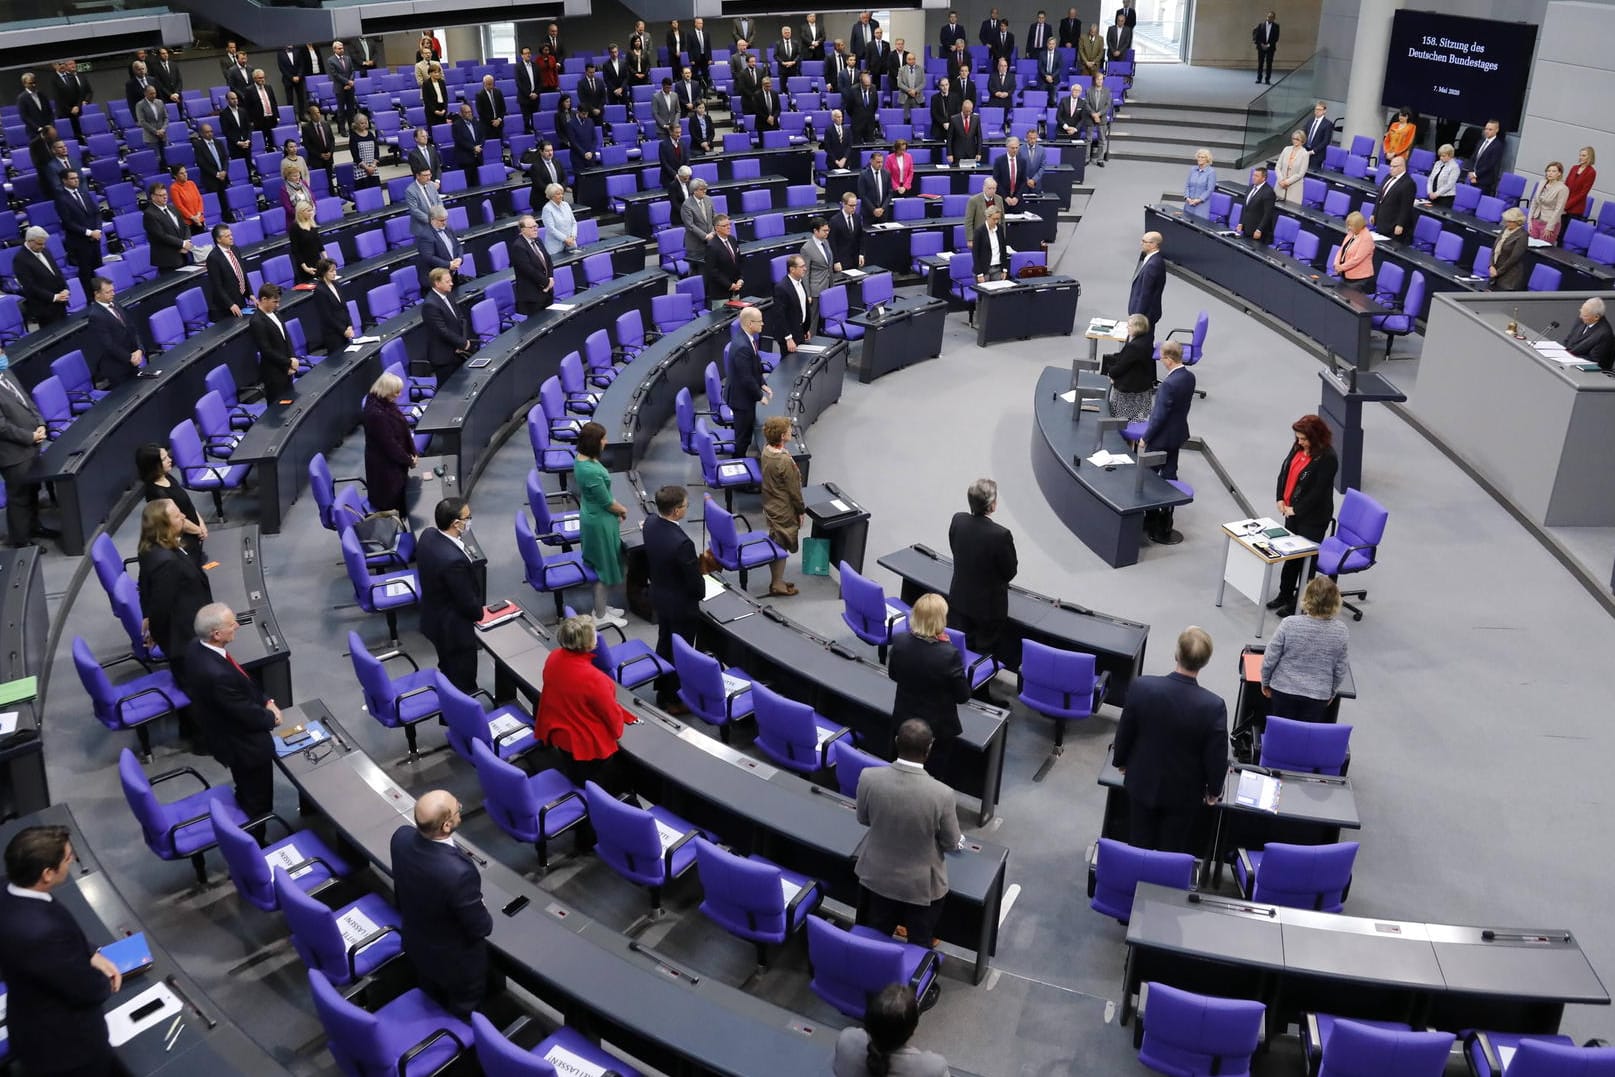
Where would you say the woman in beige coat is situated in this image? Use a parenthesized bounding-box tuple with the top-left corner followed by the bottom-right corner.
(759, 415, 804, 597)
(1275, 129, 1310, 205)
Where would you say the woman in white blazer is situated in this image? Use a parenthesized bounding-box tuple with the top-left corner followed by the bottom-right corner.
(1275, 128, 1310, 205)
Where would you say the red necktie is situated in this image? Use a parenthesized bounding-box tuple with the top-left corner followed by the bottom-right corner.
(227, 249, 243, 291)
(227, 652, 249, 679)
(963, 117, 970, 133)
(1009, 158, 1016, 189)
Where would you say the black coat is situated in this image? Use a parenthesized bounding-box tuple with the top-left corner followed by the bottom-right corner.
(510, 234, 554, 311)
(1112, 671, 1227, 808)
(13, 246, 68, 324)
(251, 310, 297, 399)
(1275, 445, 1337, 538)
(363, 393, 415, 516)
(889, 631, 970, 740)
(1102, 336, 1155, 393)
(311, 280, 351, 354)
(1565, 316, 1615, 371)
(947, 511, 1017, 623)
(143, 202, 191, 269)
(770, 276, 811, 347)
(643, 514, 702, 626)
(1128, 252, 1165, 329)
(972, 224, 1010, 277)
(829, 209, 862, 268)
(389, 826, 492, 1016)
(703, 233, 743, 298)
(724, 335, 766, 413)
(422, 290, 469, 379)
(1375, 172, 1416, 240)
(1240, 182, 1277, 244)
(86, 302, 141, 386)
(183, 638, 275, 768)
(139, 544, 213, 663)
(948, 112, 983, 162)
(205, 245, 251, 320)
(0, 888, 114, 1073)
(416, 526, 482, 661)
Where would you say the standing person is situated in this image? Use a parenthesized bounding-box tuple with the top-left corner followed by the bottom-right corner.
(771, 254, 813, 354)
(1371, 154, 1414, 243)
(1128, 231, 1165, 340)
(0, 826, 122, 1077)
(573, 422, 628, 629)
(87, 276, 144, 386)
(947, 478, 1018, 671)
(1105, 12, 1132, 68)
(1425, 143, 1459, 207)
(800, 217, 835, 306)
(1566, 146, 1597, 220)
(888, 593, 970, 776)
(0, 346, 50, 549)
(833, 984, 949, 1077)
(136, 442, 206, 562)
(972, 205, 1012, 288)
(1302, 101, 1333, 158)
(1333, 211, 1376, 282)
(54, 170, 104, 289)
(1111, 626, 1226, 852)
(1275, 129, 1309, 204)
(137, 499, 212, 683)
(1236, 165, 1276, 245)
(1137, 341, 1195, 545)
(511, 215, 554, 316)
(1079, 23, 1105, 78)
(204, 224, 251, 321)
(325, 40, 357, 133)
(759, 416, 804, 598)
(854, 719, 964, 945)
(422, 268, 472, 382)
(1261, 577, 1351, 724)
(361, 372, 417, 519)
(1059, 7, 1082, 47)
(1101, 314, 1156, 421)
(1528, 161, 1569, 243)
(250, 283, 302, 399)
(1268, 414, 1338, 615)
(310, 258, 352, 356)
(724, 307, 770, 456)
(703, 213, 743, 299)
(184, 603, 281, 830)
(389, 791, 497, 1018)
(142, 181, 193, 274)
(14, 227, 71, 327)
(681, 178, 715, 273)
(643, 484, 702, 710)
(1183, 149, 1217, 217)
(535, 615, 633, 791)
(1489, 207, 1529, 290)
(1252, 10, 1279, 83)
(417, 497, 484, 694)
(1468, 119, 1504, 196)
(1080, 74, 1113, 166)
(541, 182, 577, 256)
(1381, 107, 1415, 162)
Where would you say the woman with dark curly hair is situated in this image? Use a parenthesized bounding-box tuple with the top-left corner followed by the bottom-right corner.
(1268, 414, 1337, 616)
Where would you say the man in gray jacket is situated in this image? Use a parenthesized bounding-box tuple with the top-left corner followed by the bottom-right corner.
(680, 178, 715, 270)
(855, 720, 963, 944)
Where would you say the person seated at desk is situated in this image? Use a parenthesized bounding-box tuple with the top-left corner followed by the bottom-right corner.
(1183, 149, 1217, 218)
(1528, 160, 1568, 244)
(1262, 576, 1350, 723)
(1334, 211, 1375, 282)
(536, 614, 633, 792)
(889, 593, 971, 778)
(1268, 413, 1337, 615)
(1381, 107, 1415, 162)
(1235, 165, 1276, 245)
(1564, 297, 1615, 371)
(1101, 313, 1156, 421)
(1489, 207, 1528, 290)
(1424, 143, 1460, 207)
(833, 984, 950, 1077)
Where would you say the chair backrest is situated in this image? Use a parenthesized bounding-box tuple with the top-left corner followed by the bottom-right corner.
(672, 634, 730, 721)
(1507, 1039, 1615, 1076)
(346, 630, 401, 722)
(750, 682, 825, 769)
(1315, 1020, 1453, 1077)
(1249, 841, 1359, 911)
(71, 636, 120, 729)
(305, 967, 386, 1068)
(210, 798, 278, 910)
(838, 561, 892, 641)
(1018, 639, 1097, 718)
(471, 1011, 561, 1076)
(1453, 183, 1482, 212)
(204, 364, 241, 410)
(702, 495, 741, 561)
(117, 748, 173, 856)
(308, 453, 339, 530)
(1137, 982, 1266, 1077)
(693, 838, 789, 941)
(1335, 488, 1389, 563)
(831, 738, 888, 797)
(1527, 264, 1562, 292)
(1091, 838, 1196, 922)
(437, 670, 495, 760)
(1432, 230, 1462, 264)
(90, 533, 126, 598)
(1259, 716, 1352, 775)
(470, 738, 541, 843)
(583, 780, 668, 887)
(111, 574, 158, 662)
(805, 916, 912, 1019)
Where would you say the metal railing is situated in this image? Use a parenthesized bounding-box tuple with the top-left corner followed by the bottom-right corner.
(1240, 50, 1321, 167)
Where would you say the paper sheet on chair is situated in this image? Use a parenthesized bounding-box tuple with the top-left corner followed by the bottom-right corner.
(720, 672, 751, 697)
(105, 982, 181, 1046)
(1234, 771, 1281, 812)
(779, 877, 806, 905)
(718, 462, 752, 479)
(382, 577, 415, 598)
(1367, 230, 1391, 242)
(653, 819, 688, 853)
(487, 713, 533, 745)
(542, 1044, 612, 1077)
(264, 842, 315, 879)
(1497, 1045, 1516, 1071)
(336, 907, 382, 948)
(815, 724, 843, 745)
(884, 602, 908, 623)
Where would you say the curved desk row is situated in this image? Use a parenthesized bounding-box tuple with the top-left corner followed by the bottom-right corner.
(0, 547, 49, 818)
(474, 609, 1008, 984)
(276, 700, 841, 1077)
(197, 523, 292, 705)
(0, 804, 288, 1074)
(824, 158, 1080, 208)
(621, 175, 791, 238)
(876, 542, 1150, 703)
(576, 144, 814, 215)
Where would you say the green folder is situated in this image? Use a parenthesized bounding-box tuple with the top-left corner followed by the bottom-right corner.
(0, 677, 37, 706)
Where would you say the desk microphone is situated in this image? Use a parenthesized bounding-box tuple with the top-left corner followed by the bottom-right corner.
(1545, 320, 1561, 332)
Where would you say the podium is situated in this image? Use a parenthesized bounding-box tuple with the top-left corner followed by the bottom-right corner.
(1317, 367, 1406, 493)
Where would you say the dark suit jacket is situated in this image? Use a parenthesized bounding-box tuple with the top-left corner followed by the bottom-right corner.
(948, 113, 983, 162)
(889, 631, 970, 740)
(1241, 182, 1277, 244)
(388, 825, 492, 1015)
(422, 290, 469, 376)
(992, 150, 1030, 201)
(192, 136, 231, 193)
(829, 210, 862, 267)
(989, 30, 1017, 64)
(204, 244, 250, 320)
(86, 303, 141, 386)
(724, 334, 766, 414)
(987, 70, 1017, 103)
(301, 119, 336, 167)
(14, 247, 68, 323)
(184, 638, 275, 768)
(1302, 113, 1335, 157)
(643, 514, 702, 626)
(416, 228, 463, 279)
(138, 544, 212, 661)
(511, 235, 554, 310)
(1470, 136, 1504, 195)
(1252, 19, 1280, 49)
(1112, 671, 1227, 807)
(972, 224, 1010, 277)
(451, 117, 479, 164)
(703, 234, 743, 298)
(515, 60, 541, 109)
(527, 154, 565, 201)
(1565, 316, 1615, 371)
(687, 111, 715, 151)
(56, 185, 101, 245)
(476, 86, 508, 141)
(219, 107, 253, 157)
(749, 88, 782, 126)
(417, 526, 483, 659)
(311, 281, 351, 354)
(575, 75, 605, 116)
(770, 276, 811, 346)
(1141, 365, 1195, 451)
(245, 83, 279, 132)
(941, 22, 968, 50)
(1101, 335, 1155, 393)
(947, 511, 1017, 623)
(1374, 173, 1415, 240)
(929, 93, 955, 136)
(1059, 16, 1083, 45)
(658, 137, 686, 187)
(857, 166, 890, 220)
(143, 202, 190, 268)
(0, 888, 114, 1073)
(1275, 445, 1337, 537)
(822, 122, 852, 165)
(251, 310, 296, 398)
(407, 142, 444, 181)
(1128, 252, 1165, 327)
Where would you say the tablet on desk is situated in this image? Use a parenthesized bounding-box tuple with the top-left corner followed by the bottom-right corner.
(98, 933, 154, 978)
(467, 356, 492, 368)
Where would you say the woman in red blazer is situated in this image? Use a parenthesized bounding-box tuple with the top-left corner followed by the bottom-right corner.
(535, 615, 633, 791)
(1566, 146, 1597, 219)
(1333, 211, 1375, 283)
(885, 138, 916, 196)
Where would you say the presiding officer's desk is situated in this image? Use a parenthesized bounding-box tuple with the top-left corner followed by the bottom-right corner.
(1411, 290, 1615, 527)
(414, 268, 667, 493)
(277, 701, 842, 1075)
(0, 804, 288, 1075)
(0, 547, 49, 817)
(700, 579, 1010, 827)
(1144, 204, 1389, 367)
(1031, 366, 1194, 569)
(1123, 882, 1610, 1039)
(877, 543, 1150, 702)
(474, 611, 1009, 983)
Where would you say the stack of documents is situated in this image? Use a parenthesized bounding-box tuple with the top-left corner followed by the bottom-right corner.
(1087, 449, 1133, 467)
(1530, 339, 1582, 364)
(974, 278, 1018, 292)
(1235, 770, 1281, 812)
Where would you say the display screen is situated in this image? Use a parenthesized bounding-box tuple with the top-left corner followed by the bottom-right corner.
(1382, 10, 1538, 129)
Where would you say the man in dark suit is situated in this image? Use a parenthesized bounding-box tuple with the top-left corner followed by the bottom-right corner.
(988, 19, 1016, 65)
(205, 223, 252, 320)
(704, 215, 744, 300)
(14, 227, 70, 327)
(250, 284, 301, 399)
(940, 10, 967, 52)
(948, 99, 982, 165)
(417, 497, 485, 693)
(987, 57, 1017, 110)
(1371, 154, 1415, 243)
(17, 73, 54, 139)
(527, 140, 565, 205)
(1129, 231, 1165, 338)
(1565, 297, 1615, 371)
(514, 46, 542, 126)
(1111, 626, 1226, 852)
(450, 103, 481, 182)
(770, 255, 813, 354)
(930, 79, 957, 142)
(848, 73, 880, 143)
(822, 109, 852, 171)
(776, 26, 803, 81)
(750, 76, 783, 133)
(1138, 341, 1195, 544)
(219, 91, 254, 163)
(245, 70, 279, 138)
(192, 122, 231, 196)
(142, 182, 193, 274)
(673, 66, 701, 117)
(278, 44, 308, 115)
(85, 276, 144, 387)
(406, 126, 444, 183)
(53, 60, 90, 144)
(1060, 8, 1082, 47)
(602, 46, 629, 112)
(947, 477, 1019, 669)
(1237, 165, 1277, 245)
(0, 355, 51, 548)
(993, 136, 1030, 210)
(0, 826, 120, 1076)
(422, 267, 473, 382)
(644, 484, 703, 708)
(1468, 119, 1504, 196)
(575, 63, 605, 126)
(1302, 101, 1334, 158)
(1252, 11, 1279, 83)
(688, 17, 713, 92)
(225, 53, 254, 97)
(979, 6, 1002, 47)
(687, 101, 716, 155)
(511, 215, 554, 317)
(54, 170, 103, 289)
(151, 47, 183, 103)
(301, 103, 336, 172)
(829, 192, 864, 271)
(724, 306, 769, 454)
(389, 790, 496, 1018)
(417, 205, 465, 288)
(864, 28, 894, 95)
(184, 603, 282, 828)
(658, 131, 686, 190)
(1106, 12, 1133, 65)
(475, 74, 508, 143)
(857, 151, 890, 223)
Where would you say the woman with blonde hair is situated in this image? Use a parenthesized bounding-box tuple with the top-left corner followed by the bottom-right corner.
(1275, 129, 1309, 205)
(288, 200, 322, 284)
(1183, 148, 1216, 218)
(535, 614, 634, 791)
(137, 498, 213, 681)
(888, 592, 971, 776)
(1333, 211, 1375, 282)
(759, 415, 804, 598)
(1261, 576, 1351, 723)
(1528, 161, 1568, 243)
(279, 159, 312, 218)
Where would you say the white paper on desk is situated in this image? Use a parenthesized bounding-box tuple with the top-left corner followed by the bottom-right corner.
(1457, 274, 1487, 283)
(702, 574, 726, 601)
(1235, 771, 1281, 812)
(0, 711, 17, 736)
(1368, 230, 1391, 242)
(827, 168, 854, 175)
(871, 222, 901, 230)
(550, 302, 577, 311)
(720, 671, 751, 697)
(351, 335, 381, 344)
(1088, 450, 1134, 467)
(544, 1044, 612, 1077)
(336, 906, 382, 948)
(794, 343, 827, 353)
(840, 267, 866, 278)
(264, 842, 315, 879)
(1527, 237, 1552, 248)
(1269, 535, 1317, 555)
(973, 279, 1018, 291)
(487, 713, 533, 744)
(829, 498, 850, 512)
(105, 982, 181, 1047)
(1006, 212, 1040, 221)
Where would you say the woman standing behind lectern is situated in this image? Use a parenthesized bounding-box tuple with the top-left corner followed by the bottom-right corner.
(1268, 414, 1337, 617)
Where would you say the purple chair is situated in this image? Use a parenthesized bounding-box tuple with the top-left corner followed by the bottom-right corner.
(1302, 1015, 1420, 1076)
(1087, 838, 1196, 924)
(308, 452, 368, 533)
(838, 561, 909, 662)
(701, 361, 736, 426)
(945, 626, 1001, 690)
(1315, 489, 1388, 621)
(1234, 840, 1359, 912)
(515, 510, 596, 619)
(109, 574, 165, 667)
(693, 838, 823, 966)
(750, 682, 849, 774)
(694, 432, 760, 515)
(1016, 640, 1110, 752)
(170, 418, 250, 520)
(438, 671, 536, 763)
(557, 351, 600, 414)
(281, 875, 404, 986)
(339, 527, 420, 645)
(1135, 981, 1265, 1077)
(73, 636, 187, 762)
(583, 781, 707, 914)
(703, 495, 785, 591)
(31, 376, 74, 439)
(209, 799, 349, 912)
(527, 405, 575, 490)
(831, 739, 889, 797)
(539, 375, 585, 442)
(471, 1012, 644, 1077)
(469, 739, 587, 868)
(331, 485, 416, 569)
(1371, 270, 1425, 354)
(1315, 1020, 1453, 1077)
(348, 631, 442, 760)
(589, 621, 674, 691)
(49, 350, 107, 413)
(306, 969, 470, 1073)
(525, 469, 581, 551)
(204, 365, 267, 429)
(117, 748, 245, 885)
(612, 307, 658, 361)
(1257, 716, 1352, 775)
(672, 633, 755, 740)
(1467, 1032, 1615, 1077)
(582, 328, 618, 388)
(651, 291, 694, 333)
(805, 916, 942, 1019)
(676, 388, 729, 456)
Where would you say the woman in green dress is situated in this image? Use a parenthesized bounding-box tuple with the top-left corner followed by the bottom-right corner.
(573, 422, 629, 628)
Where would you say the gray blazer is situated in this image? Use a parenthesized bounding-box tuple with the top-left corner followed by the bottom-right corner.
(799, 234, 835, 297)
(652, 90, 679, 132)
(681, 195, 715, 259)
(855, 761, 962, 905)
(897, 63, 926, 107)
(405, 180, 444, 242)
(0, 372, 45, 475)
(136, 98, 167, 144)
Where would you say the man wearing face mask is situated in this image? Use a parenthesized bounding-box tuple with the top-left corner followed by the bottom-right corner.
(0, 346, 54, 547)
(417, 496, 487, 694)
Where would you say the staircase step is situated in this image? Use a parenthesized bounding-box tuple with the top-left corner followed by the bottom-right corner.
(1112, 109, 1247, 133)
(1107, 139, 1243, 166)
(1109, 129, 1245, 151)
(1116, 100, 1251, 124)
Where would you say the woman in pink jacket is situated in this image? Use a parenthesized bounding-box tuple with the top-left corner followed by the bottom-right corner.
(1333, 211, 1375, 283)
(886, 138, 916, 197)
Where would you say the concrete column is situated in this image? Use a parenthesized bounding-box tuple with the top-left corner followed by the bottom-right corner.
(1342, 0, 1404, 151)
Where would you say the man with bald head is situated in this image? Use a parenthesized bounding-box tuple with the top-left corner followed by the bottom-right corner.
(390, 790, 496, 1017)
(1129, 230, 1165, 342)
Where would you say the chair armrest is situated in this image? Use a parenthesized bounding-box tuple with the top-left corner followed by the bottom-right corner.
(907, 947, 941, 992)
(278, 854, 340, 880)
(241, 811, 296, 841)
(784, 878, 822, 923)
(491, 722, 535, 751)
(345, 924, 402, 979)
(394, 1024, 469, 1077)
(1307, 1013, 1324, 1058)
(1085, 841, 1098, 898)
(1235, 847, 1257, 899)
(390, 683, 437, 723)
(368, 576, 419, 602)
(735, 534, 782, 561)
(818, 725, 853, 766)
(615, 651, 659, 683)
(664, 828, 702, 881)
(115, 684, 185, 721)
(1092, 668, 1111, 708)
(150, 764, 211, 792)
(537, 789, 585, 836)
(595, 621, 629, 646)
(376, 648, 421, 673)
(1164, 326, 1193, 342)
(164, 808, 219, 849)
(966, 649, 998, 681)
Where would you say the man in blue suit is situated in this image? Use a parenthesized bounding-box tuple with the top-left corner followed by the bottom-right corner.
(54, 170, 103, 288)
(724, 306, 769, 455)
(1301, 101, 1334, 158)
(416, 497, 484, 694)
(1128, 230, 1165, 341)
(643, 484, 703, 709)
(1111, 626, 1226, 853)
(390, 789, 496, 1017)
(1138, 341, 1194, 545)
